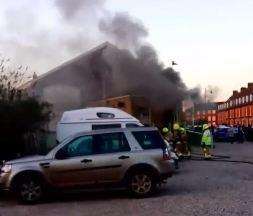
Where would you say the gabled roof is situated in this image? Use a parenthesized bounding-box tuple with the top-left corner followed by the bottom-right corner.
(19, 41, 117, 89)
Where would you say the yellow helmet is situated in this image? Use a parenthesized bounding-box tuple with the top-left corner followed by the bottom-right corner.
(180, 127, 186, 134)
(162, 127, 169, 134)
(173, 123, 180, 130)
(203, 124, 209, 130)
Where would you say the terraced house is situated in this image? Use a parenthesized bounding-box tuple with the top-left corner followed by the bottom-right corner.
(217, 83, 253, 126)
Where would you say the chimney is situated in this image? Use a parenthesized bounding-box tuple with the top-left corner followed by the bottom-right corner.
(248, 83, 253, 89)
(233, 90, 238, 96)
(241, 87, 246, 92)
(33, 72, 38, 80)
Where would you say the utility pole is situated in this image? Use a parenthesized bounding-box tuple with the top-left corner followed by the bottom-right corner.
(204, 87, 213, 124)
(169, 59, 179, 123)
(192, 104, 195, 126)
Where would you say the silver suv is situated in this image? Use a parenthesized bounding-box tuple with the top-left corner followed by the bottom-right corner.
(0, 127, 173, 203)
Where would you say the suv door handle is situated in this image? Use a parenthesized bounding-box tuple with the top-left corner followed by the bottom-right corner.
(118, 155, 130, 160)
(81, 159, 92, 163)
(39, 162, 50, 168)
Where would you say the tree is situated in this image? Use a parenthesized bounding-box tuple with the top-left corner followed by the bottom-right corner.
(0, 57, 52, 160)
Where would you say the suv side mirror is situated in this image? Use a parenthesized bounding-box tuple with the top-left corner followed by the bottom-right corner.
(55, 148, 68, 160)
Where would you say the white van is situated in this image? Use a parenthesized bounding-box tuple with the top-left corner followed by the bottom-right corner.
(56, 107, 143, 142)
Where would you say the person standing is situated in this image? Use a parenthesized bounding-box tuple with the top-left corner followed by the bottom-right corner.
(227, 126, 235, 144)
(162, 127, 179, 169)
(238, 126, 245, 143)
(201, 124, 213, 159)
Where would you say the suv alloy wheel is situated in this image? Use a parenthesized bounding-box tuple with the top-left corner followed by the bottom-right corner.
(128, 171, 156, 197)
(17, 176, 44, 203)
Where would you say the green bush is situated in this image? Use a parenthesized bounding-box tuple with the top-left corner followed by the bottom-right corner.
(0, 61, 52, 160)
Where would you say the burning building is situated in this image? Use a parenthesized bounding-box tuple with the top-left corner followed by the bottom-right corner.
(22, 42, 186, 131)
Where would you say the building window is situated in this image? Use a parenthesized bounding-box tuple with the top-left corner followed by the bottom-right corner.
(239, 98, 241, 104)
(246, 95, 249, 103)
(236, 99, 238, 106)
(250, 94, 253, 102)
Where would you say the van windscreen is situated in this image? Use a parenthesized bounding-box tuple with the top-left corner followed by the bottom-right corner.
(92, 124, 121, 130)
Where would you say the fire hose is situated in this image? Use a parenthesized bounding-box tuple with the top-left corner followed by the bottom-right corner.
(189, 153, 253, 165)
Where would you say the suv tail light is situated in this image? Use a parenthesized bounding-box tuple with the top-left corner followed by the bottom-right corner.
(163, 147, 171, 160)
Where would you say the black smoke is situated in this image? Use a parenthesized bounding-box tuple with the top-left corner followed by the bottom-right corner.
(97, 10, 188, 109)
(53, 0, 201, 110)
(0, 0, 203, 111)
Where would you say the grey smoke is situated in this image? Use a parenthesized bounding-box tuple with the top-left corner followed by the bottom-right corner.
(54, 0, 188, 110)
(55, 0, 105, 20)
(206, 85, 220, 102)
(99, 12, 148, 51)
(0, 0, 204, 111)
(188, 87, 203, 104)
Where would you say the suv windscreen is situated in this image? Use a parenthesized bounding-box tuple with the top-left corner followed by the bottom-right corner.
(94, 132, 130, 154)
(132, 130, 165, 150)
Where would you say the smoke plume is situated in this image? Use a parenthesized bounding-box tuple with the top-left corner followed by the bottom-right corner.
(0, 0, 203, 111)
(99, 12, 148, 51)
(55, 0, 106, 20)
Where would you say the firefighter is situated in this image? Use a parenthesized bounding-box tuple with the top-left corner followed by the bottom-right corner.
(179, 127, 191, 158)
(201, 124, 213, 159)
(172, 123, 183, 157)
(162, 127, 173, 142)
(161, 127, 179, 169)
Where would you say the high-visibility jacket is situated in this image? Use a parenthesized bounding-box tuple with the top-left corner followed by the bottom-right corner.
(201, 129, 213, 147)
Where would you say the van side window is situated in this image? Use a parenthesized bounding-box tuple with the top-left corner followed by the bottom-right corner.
(94, 132, 130, 154)
(126, 123, 140, 128)
(92, 124, 121, 130)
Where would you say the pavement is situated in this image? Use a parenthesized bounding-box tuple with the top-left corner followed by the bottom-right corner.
(0, 142, 253, 216)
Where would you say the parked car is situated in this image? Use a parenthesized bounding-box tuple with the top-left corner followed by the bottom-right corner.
(0, 127, 173, 203)
(213, 126, 230, 142)
(56, 107, 143, 143)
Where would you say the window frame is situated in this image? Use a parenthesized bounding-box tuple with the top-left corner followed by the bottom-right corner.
(131, 130, 166, 150)
(93, 132, 131, 154)
(56, 135, 94, 159)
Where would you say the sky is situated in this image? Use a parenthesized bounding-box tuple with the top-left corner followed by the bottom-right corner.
(1, 0, 253, 101)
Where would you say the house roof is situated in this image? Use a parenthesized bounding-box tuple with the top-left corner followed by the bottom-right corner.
(19, 41, 116, 89)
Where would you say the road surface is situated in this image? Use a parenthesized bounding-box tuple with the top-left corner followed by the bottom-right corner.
(0, 142, 253, 216)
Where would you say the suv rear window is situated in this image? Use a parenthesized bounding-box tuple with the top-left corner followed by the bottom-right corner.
(132, 131, 165, 150)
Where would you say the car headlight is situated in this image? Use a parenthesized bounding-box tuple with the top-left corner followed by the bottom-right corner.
(1, 164, 12, 173)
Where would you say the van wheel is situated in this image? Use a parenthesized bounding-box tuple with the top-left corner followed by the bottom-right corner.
(17, 176, 44, 204)
(128, 172, 156, 197)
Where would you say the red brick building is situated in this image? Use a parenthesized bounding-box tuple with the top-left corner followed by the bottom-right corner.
(217, 83, 253, 126)
(185, 102, 218, 125)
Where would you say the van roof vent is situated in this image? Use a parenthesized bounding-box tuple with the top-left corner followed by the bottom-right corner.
(96, 112, 115, 119)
